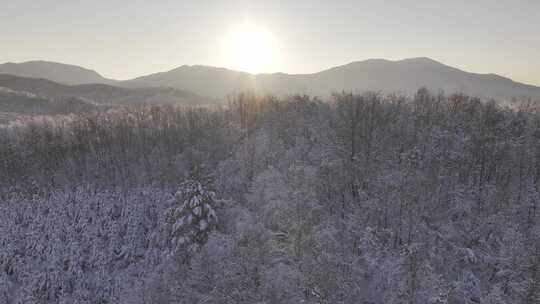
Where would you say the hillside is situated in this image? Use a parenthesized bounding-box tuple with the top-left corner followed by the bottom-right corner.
(0, 86, 103, 116)
(0, 74, 215, 107)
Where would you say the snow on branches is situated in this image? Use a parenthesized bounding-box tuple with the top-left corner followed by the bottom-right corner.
(166, 181, 218, 255)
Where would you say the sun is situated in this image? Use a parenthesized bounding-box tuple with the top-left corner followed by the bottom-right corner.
(222, 24, 278, 74)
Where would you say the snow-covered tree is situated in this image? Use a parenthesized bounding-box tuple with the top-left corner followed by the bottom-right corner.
(166, 181, 218, 258)
(1, 92, 540, 303)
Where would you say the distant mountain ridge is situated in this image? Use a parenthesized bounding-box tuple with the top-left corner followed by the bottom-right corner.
(2, 58, 540, 101)
(0, 61, 114, 85)
(119, 57, 540, 101)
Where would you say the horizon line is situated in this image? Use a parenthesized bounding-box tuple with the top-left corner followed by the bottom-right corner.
(1, 57, 539, 88)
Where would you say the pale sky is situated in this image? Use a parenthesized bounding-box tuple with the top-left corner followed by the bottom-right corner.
(1, 0, 539, 85)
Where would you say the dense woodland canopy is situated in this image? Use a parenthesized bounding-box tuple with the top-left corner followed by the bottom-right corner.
(1, 89, 540, 303)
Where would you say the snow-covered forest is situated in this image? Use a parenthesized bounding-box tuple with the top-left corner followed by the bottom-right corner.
(1, 89, 540, 303)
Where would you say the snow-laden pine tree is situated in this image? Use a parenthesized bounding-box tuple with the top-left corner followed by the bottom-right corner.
(166, 181, 218, 257)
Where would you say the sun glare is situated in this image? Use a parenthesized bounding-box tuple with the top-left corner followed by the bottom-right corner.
(222, 24, 278, 74)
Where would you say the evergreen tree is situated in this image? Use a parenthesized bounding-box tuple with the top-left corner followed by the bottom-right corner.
(166, 181, 218, 258)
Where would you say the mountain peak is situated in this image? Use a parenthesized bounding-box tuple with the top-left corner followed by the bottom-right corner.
(328, 57, 444, 73)
(399, 57, 441, 64)
(347, 57, 441, 65)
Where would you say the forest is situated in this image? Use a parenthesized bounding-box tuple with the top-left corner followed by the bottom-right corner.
(1, 89, 539, 303)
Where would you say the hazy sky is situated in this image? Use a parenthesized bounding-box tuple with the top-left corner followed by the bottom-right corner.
(1, 0, 539, 85)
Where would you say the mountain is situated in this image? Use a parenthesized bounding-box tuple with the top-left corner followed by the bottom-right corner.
(0, 61, 114, 85)
(122, 65, 256, 98)
(0, 74, 215, 107)
(3, 58, 540, 101)
(303, 58, 540, 101)
(120, 58, 540, 101)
